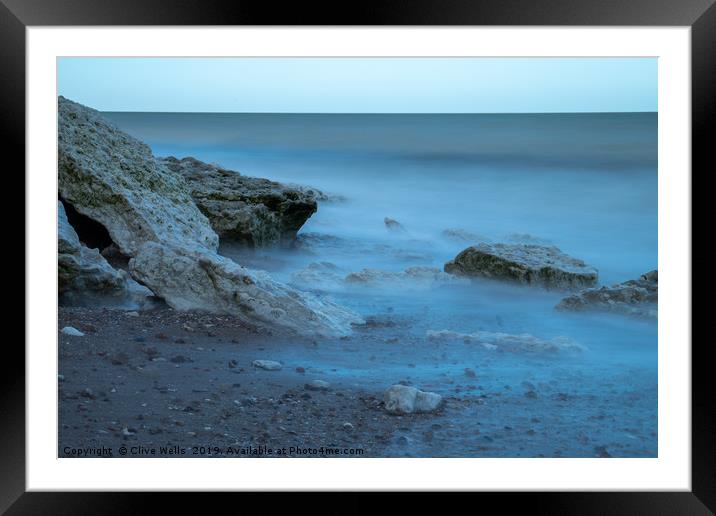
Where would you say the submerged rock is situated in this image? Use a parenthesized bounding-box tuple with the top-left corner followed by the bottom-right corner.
(345, 266, 468, 290)
(285, 184, 346, 204)
(290, 262, 345, 291)
(293, 232, 348, 253)
(444, 243, 598, 290)
(556, 270, 657, 319)
(426, 329, 584, 353)
(384, 217, 406, 233)
(504, 233, 552, 245)
(161, 156, 317, 247)
(441, 228, 492, 244)
(383, 385, 443, 414)
(58, 97, 362, 336)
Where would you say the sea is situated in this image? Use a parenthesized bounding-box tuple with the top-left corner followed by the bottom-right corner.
(105, 111, 658, 457)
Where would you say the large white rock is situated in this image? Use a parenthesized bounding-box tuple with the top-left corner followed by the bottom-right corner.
(129, 242, 362, 337)
(383, 385, 443, 415)
(58, 96, 218, 256)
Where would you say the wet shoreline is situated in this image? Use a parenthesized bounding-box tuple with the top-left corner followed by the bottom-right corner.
(59, 306, 657, 458)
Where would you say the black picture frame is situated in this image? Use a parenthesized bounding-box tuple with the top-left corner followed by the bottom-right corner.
(3, 0, 710, 512)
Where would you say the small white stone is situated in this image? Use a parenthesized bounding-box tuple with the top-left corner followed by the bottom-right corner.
(252, 360, 282, 371)
(125, 311, 139, 317)
(305, 379, 331, 391)
(383, 384, 443, 415)
(60, 326, 84, 337)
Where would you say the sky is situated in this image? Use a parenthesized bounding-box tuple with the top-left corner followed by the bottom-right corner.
(58, 57, 657, 113)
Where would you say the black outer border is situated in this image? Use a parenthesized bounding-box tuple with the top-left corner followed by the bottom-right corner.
(2, 0, 712, 512)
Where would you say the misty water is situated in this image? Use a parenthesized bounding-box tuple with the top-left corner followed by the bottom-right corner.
(106, 112, 658, 457)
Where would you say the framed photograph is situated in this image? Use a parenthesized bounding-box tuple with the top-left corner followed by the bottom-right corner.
(6, 0, 710, 511)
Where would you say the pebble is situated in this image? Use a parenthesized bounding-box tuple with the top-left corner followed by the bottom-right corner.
(252, 360, 282, 371)
(60, 326, 84, 337)
(305, 379, 331, 391)
(125, 311, 139, 317)
(342, 422, 354, 432)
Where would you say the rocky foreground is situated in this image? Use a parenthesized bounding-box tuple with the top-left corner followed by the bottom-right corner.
(58, 306, 656, 458)
(57, 96, 361, 336)
(58, 307, 396, 457)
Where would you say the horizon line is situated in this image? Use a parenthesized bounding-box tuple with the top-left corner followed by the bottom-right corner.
(100, 110, 658, 115)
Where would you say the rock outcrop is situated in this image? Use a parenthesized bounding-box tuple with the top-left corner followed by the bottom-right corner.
(426, 329, 584, 353)
(58, 97, 362, 336)
(58, 97, 218, 256)
(444, 243, 598, 290)
(160, 156, 317, 247)
(383, 385, 443, 414)
(556, 270, 657, 319)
